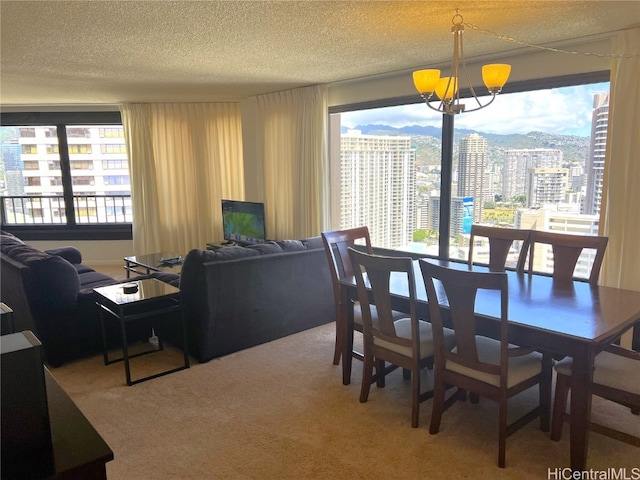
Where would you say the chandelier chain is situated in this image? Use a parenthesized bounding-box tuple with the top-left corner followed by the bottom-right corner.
(463, 22, 639, 59)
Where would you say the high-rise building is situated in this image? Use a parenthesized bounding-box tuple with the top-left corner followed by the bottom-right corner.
(527, 167, 570, 207)
(516, 206, 600, 278)
(339, 130, 416, 248)
(457, 133, 487, 223)
(502, 148, 563, 202)
(0, 125, 131, 224)
(584, 93, 608, 215)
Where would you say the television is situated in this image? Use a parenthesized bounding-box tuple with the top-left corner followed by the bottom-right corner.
(221, 200, 267, 246)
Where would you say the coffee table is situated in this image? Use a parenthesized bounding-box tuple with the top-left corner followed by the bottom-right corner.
(124, 252, 183, 278)
(94, 278, 190, 386)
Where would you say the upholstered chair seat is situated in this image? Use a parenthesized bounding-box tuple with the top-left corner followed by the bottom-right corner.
(447, 336, 543, 388)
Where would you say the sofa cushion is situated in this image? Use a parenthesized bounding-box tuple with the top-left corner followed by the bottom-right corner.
(0, 231, 25, 247)
(201, 246, 262, 263)
(276, 240, 307, 252)
(246, 241, 283, 255)
(78, 270, 118, 288)
(74, 264, 96, 274)
(1, 243, 51, 264)
(301, 236, 323, 250)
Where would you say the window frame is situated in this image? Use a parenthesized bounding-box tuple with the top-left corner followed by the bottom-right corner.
(328, 71, 610, 259)
(1, 111, 132, 241)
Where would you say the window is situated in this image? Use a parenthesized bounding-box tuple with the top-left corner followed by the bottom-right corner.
(70, 160, 94, 170)
(329, 73, 610, 277)
(0, 112, 132, 240)
(23, 160, 39, 170)
(67, 144, 92, 154)
(100, 144, 127, 154)
(22, 144, 37, 154)
(102, 159, 128, 169)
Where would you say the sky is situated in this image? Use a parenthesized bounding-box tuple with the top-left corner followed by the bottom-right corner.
(340, 82, 610, 137)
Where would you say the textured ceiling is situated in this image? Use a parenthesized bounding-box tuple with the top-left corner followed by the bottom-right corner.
(1, 0, 639, 106)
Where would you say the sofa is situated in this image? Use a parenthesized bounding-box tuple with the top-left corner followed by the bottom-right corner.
(0, 231, 144, 366)
(153, 237, 335, 363)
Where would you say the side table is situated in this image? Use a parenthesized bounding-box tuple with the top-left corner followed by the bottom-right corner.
(94, 279, 190, 386)
(1, 302, 15, 335)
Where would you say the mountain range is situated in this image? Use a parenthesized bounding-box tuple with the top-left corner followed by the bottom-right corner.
(342, 124, 591, 165)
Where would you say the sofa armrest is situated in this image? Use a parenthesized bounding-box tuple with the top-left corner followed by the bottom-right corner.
(45, 246, 83, 265)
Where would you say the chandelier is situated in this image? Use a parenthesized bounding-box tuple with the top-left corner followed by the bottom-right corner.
(413, 10, 511, 115)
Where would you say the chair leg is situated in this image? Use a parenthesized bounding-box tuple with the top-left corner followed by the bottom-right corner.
(498, 393, 508, 468)
(342, 317, 355, 385)
(332, 316, 342, 365)
(551, 373, 571, 441)
(360, 354, 374, 403)
(540, 353, 553, 432)
(429, 379, 446, 435)
(402, 368, 411, 379)
(411, 367, 420, 428)
(376, 359, 386, 388)
(470, 392, 480, 404)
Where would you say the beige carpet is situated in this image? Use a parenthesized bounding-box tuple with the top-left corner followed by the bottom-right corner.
(50, 323, 639, 480)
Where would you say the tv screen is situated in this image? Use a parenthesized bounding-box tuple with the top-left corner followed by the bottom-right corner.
(221, 200, 267, 246)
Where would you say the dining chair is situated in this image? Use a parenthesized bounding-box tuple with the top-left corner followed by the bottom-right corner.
(551, 342, 640, 447)
(468, 224, 531, 273)
(527, 231, 608, 284)
(321, 227, 374, 385)
(348, 248, 455, 428)
(419, 259, 551, 468)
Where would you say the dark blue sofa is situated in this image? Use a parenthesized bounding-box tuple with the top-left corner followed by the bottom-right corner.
(153, 237, 335, 363)
(0, 231, 143, 366)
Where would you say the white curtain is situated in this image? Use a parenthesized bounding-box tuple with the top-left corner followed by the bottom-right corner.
(253, 85, 329, 240)
(120, 103, 244, 255)
(600, 27, 640, 292)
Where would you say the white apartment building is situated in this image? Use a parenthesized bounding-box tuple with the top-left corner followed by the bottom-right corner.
(527, 167, 570, 207)
(1, 125, 131, 223)
(502, 148, 563, 202)
(339, 130, 416, 249)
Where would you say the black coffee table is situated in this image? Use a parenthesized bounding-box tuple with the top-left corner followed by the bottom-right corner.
(124, 252, 183, 278)
(94, 278, 190, 386)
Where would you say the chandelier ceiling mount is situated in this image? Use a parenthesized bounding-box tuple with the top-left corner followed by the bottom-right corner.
(413, 10, 511, 115)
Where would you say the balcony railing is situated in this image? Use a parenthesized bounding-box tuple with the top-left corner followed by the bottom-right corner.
(1, 195, 132, 225)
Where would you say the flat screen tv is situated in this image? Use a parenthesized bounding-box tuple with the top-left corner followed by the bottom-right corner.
(221, 200, 267, 246)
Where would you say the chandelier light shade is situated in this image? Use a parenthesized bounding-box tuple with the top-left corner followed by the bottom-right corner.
(413, 10, 511, 115)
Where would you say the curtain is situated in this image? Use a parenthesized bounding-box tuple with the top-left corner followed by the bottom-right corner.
(120, 103, 244, 255)
(599, 27, 640, 292)
(254, 85, 329, 240)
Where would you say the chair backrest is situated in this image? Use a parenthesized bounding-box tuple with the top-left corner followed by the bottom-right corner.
(419, 259, 509, 382)
(527, 231, 608, 284)
(321, 227, 373, 296)
(468, 225, 531, 273)
(347, 248, 418, 354)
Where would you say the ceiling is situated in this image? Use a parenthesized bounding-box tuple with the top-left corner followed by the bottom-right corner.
(1, 1, 638, 107)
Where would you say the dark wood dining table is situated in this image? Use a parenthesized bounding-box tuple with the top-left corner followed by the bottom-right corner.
(338, 258, 640, 470)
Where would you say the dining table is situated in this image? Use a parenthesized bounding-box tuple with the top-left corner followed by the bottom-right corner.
(337, 257, 640, 470)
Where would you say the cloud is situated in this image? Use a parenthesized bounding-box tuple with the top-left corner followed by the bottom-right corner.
(339, 82, 609, 137)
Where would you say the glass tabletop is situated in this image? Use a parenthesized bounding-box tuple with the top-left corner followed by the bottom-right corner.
(124, 252, 183, 273)
(94, 278, 179, 305)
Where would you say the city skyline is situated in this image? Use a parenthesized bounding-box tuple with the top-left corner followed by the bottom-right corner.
(341, 82, 610, 137)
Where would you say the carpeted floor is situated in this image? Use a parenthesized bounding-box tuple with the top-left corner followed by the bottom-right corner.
(49, 321, 639, 480)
